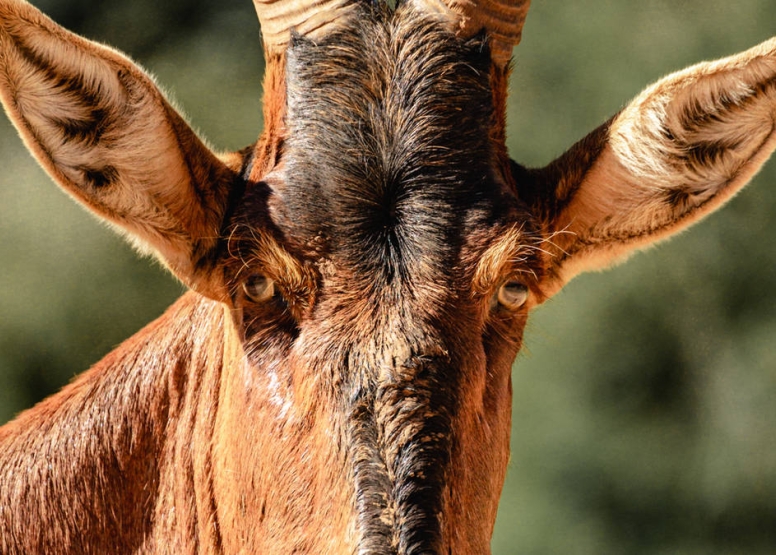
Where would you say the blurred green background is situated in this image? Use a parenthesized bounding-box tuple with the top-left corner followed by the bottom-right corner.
(0, 1, 774, 553)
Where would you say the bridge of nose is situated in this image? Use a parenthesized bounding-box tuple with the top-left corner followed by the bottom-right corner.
(341, 337, 459, 554)
(280, 274, 469, 551)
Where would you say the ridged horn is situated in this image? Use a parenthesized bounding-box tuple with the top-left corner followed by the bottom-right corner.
(253, 0, 360, 54)
(410, 0, 531, 66)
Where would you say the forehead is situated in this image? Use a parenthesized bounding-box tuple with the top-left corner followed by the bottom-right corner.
(267, 6, 518, 286)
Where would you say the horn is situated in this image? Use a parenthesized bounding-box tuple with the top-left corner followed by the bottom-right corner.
(253, 0, 360, 54)
(410, 0, 531, 66)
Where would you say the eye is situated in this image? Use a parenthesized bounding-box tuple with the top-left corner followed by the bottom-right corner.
(242, 274, 275, 303)
(496, 280, 529, 310)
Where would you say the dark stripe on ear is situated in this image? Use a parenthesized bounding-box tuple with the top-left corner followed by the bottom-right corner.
(10, 32, 114, 145)
(677, 87, 759, 134)
(12, 33, 99, 103)
(684, 140, 737, 167)
(664, 185, 696, 210)
(80, 164, 118, 189)
(51, 108, 109, 146)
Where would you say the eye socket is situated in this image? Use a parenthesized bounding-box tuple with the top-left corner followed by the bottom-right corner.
(242, 274, 275, 303)
(496, 280, 529, 310)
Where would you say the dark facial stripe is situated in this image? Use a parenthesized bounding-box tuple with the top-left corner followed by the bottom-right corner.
(374, 360, 455, 555)
(277, 4, 496, 551)
(344, 336, 458, 555)
(348, 399, 396, 555)
(344, 344, 456, 554)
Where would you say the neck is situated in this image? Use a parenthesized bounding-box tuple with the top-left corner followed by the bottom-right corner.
(0, 292, 226, 553)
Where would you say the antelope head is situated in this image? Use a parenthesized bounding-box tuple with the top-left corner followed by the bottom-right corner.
(0, 0, 774, 553)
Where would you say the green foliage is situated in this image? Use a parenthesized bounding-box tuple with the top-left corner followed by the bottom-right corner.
(0, 1, 774, 553)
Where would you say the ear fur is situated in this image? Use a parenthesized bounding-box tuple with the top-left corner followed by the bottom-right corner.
(523, 37, 776, 298)
(0, 0, 238, 300)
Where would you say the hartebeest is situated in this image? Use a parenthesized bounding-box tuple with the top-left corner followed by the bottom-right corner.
(0, 0, 774, 552)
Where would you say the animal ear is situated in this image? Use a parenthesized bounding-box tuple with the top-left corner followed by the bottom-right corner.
(0, 0, 237, 300)
(520, 37, 776, 299)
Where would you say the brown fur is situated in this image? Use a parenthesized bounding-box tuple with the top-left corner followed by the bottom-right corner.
(0, 0, 774, 553)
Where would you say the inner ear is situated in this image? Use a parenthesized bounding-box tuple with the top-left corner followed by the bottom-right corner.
(517, 38, 776, 298)
(0, 1, 243, 301)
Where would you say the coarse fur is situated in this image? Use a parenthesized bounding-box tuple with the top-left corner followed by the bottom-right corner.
(0, 0, 774, 553)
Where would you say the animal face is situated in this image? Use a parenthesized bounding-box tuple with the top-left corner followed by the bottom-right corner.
(0, 0, 774, 552)
(216, 9, 541, 548)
